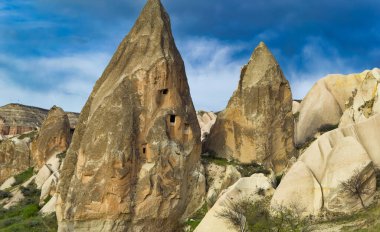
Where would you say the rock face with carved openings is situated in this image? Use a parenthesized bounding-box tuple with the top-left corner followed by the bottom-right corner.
(56, 0, 204, 231)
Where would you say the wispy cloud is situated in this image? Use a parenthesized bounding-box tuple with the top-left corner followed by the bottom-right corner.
(178, 37, 248, 111)
(283, 37, 356, 99)
(0, 52, 110, 112)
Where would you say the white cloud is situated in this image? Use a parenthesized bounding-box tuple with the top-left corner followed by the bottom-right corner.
(0, 36, 370, 114)
(179, 37, 248, 111)
(0, 52, 110, 112)
(284, 37, 356, 100)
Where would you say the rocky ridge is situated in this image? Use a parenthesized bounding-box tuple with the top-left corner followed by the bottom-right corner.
(0, 103, 79, 136)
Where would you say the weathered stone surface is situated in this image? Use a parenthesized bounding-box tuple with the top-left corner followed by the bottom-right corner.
(0, 176, 16, 190)
(30, 106, 71, 168)
(195, 174, 274, 232)
(204, 163, 241, 207)
(205, 42, 294, 173)
(0, 137, 33, 184)
(273, 114, 380, 214)
(197, 111, 217, 142)
(40, 194, 58, 215)
(293, 100, 301, 115)
(2, 175, 36, 209)
(319, 138, 375, 212)
(56, 1, 203, 231)
(0, 103, 79, 136)
(295, 69, 378, 147)
(340, 68, 380, 127)
(271, 161, 323, 216)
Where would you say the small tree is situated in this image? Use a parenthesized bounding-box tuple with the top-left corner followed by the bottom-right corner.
(218, 197, 311, 232)
(340, 168, 374, 208)
(216, 198, 250, 232)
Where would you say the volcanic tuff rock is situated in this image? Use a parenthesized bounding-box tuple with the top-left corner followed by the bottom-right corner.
(340, 68, 380, 127)
(204, 163, 241, 207)
(205, 42, 294, 173)
(0, 103, 79, 136)
(30, 106, 71, 169)
(295, 68, 379, 147)
(196, 111, 217, 142)
(0, 136, 34, 184)
(272, 114, 380, 215)
(56, 0, 204, 231)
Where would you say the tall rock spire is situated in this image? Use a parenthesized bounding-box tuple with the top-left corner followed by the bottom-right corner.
(56, 0, 204, 231)
(205, 42, 295, 173)
(30, 106, 71, 169)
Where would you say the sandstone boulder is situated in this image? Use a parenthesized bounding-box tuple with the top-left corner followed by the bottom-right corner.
(340, 68, 380, 127)
(272, 114, 380, 214)
(197, 111, 217, 141)
(205, 42, 294, 173)
(0, 176, 16, 190)
(195, 174, 274, 232)
(56, 1, 204, 231)
(271, 161, 323, 216)
(295, 69, 378, 146)
(204, 163, 241, 207)
(293, 100, 301, 115)
(30, 106, 71, 169)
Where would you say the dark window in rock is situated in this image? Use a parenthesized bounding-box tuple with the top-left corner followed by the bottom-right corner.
(160, 89, 169, 95)
(170, 115, 176, 124)
(142, 144, 147, 154)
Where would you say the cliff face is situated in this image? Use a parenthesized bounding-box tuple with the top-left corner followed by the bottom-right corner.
(56, 0, 204, 231)
(30, 106, 71, 169)
(0, 103, 79, 136)
(205, 42, 295, 173)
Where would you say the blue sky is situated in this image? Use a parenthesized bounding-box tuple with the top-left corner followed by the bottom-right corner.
(0, 0, 379, 112)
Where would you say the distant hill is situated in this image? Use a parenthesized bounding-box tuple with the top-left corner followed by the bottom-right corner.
(0, 103, 79, 136)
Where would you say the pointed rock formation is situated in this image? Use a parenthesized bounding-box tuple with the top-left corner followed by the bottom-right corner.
(31, 106, 71, 169)
(56, 0, 203, 231)
(205, 42, 294, 173)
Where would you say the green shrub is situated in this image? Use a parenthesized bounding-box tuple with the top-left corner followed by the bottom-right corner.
(0, 191, 12, 200)
(236, 163, 271, 177)
(275, 173, 284, 188)
(57, 151, 67, 161)
(13, 168, 34, 186)
(0, 181, 57, 232)
(184, 203, 209, 231)
(17, 131, 38, 140)
(21, 204, 39, 219)
(217, 197, 312, 232)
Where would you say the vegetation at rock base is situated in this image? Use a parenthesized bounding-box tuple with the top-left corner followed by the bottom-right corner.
(0, 182, 57, 232)
(17, 131, 38, 140)
(0, 191, 12, 200)
(201, 154, 271, 177)
(216, 197, 312, 232)
(12, 167, 34, 187)
(340, 168, 374, 209)
(184, 203, 209, 232)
